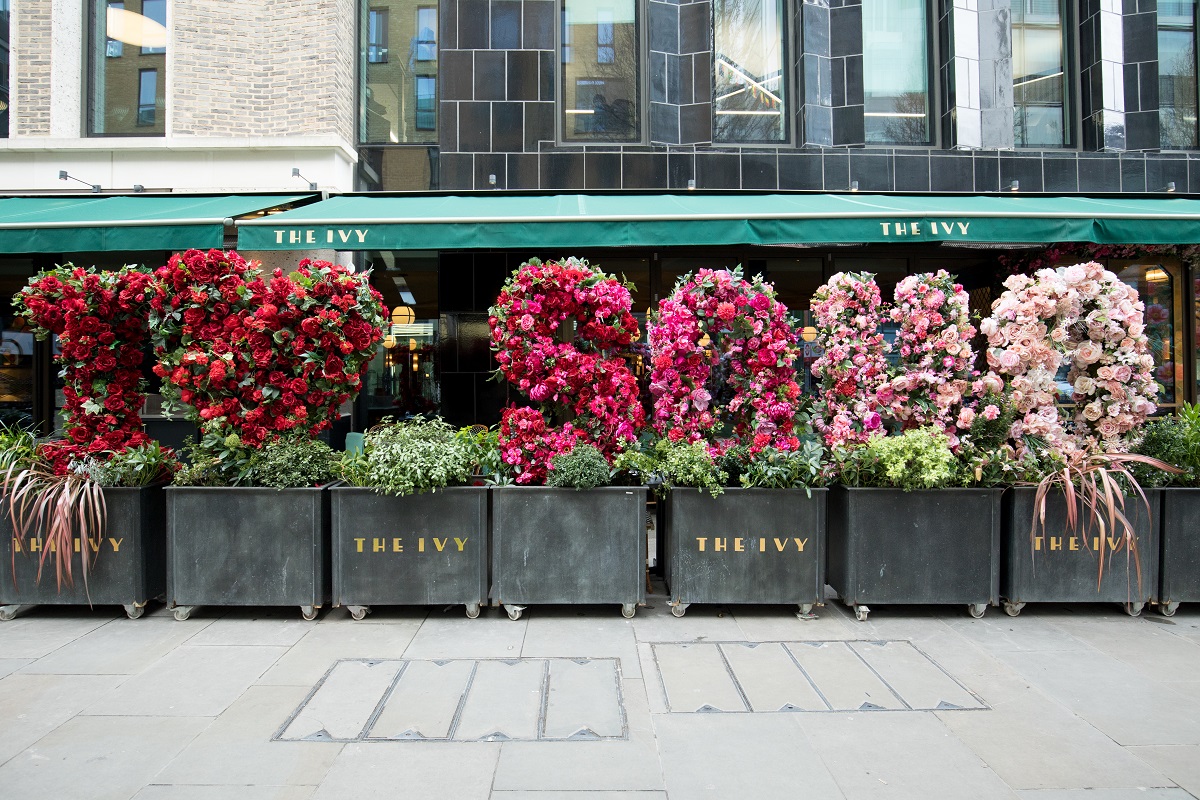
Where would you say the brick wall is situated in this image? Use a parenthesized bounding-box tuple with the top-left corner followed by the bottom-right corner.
(171, 0, 355, 142)
(13, 0, 53, 135)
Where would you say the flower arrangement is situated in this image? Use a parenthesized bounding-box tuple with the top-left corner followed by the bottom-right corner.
(647, 267, 803, 453)
(836, 427, 959, 491)
(886, 271, 978, 442)
(981, 261, 1158, 457)
(151, 249, 385, 449)
(488, 258, 644, 484)
(338, 417, 475, 496)
(14, 265, 159, 474)
(809, 272, 891, 447)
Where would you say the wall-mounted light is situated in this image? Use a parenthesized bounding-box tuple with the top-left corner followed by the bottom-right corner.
(488, 174, 497, 187)
(849, 180, 859, 192)
(687, 179, 696, 190)
(132, 184, 145, 193)
(1163, 181, 1177, 193)
(391, 306, 416, 325)
(291, 167, 318, 191)
(59, 170, 101, 193)
(801, 326, 818, 342)
(1008, 180, 1020, 192)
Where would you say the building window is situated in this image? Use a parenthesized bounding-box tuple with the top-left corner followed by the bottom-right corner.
(561, 0, 639, 142)
(1, 0, 9, 138)
(88, 0, 167, 136)
(360, 0, 438, 144)
(1159, 0, 1198, 149)
(1118, 262, 1185, 409)
(862, 0, 931, 145)
(368, 8, 389, 63)
(1012, 0, 1069, 148)
(713, 0, 787, 143)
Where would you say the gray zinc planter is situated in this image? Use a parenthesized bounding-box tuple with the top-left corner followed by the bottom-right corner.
(1002, 487, 1161, 617)
(663, 487, 826, 618)
(331, 485, 488, 619)
(491, 486, 647, 619)
(1159, 489, 1200, 616)
(1, 485, 166, 620)
(166, 485, 330, 620)
(826, 487, 1003, 621)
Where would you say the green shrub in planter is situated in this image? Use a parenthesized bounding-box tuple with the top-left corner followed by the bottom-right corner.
(338, 417, 472, 495)
(547, 444, 611, 489)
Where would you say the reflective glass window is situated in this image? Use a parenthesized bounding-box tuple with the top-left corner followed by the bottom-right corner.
(361, 0, 438, 144)
(89, 0, 167, 135)
(862, 0, 930, 145)
(1159, 0, 1198, 149)
(1012, 0, 1069, 147)
(1118, 263, 1185, 409)
(561, 0, 640, 142)
(1, 0, 9, 138)
(713, 0, 787, 143)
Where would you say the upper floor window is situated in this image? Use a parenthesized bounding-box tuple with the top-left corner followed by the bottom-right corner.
(1011, 0, 1069, 147)
(360, 0, 438, 144)
(1159, 0, 1198, 149)
(88, 0, 167, 136)
(560, 0, 640, 142)
(862, 0, 931, 145)
(713, 0, 787, 143)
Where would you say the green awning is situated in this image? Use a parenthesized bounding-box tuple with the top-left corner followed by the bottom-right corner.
(235, 192, 1200, 251)
(0, 194, 311, 253)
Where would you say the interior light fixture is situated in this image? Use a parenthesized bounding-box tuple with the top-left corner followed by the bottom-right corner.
(801, 326, 818, 342)
(291, 167, 318, 191)
(58, 170, 101, 193)
(391, 306, 416, 325)
(382, 334, 397, 349)
(1145, 267, 1170, 283)
(105, 7, 168, 48)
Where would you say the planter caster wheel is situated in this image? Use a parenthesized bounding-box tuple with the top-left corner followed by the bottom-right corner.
(172, 605, 196, 622)
(465, 603, 481, 619)
(670, 602, 689, 618)
(347, 605, 370, 621)
(796, 604, 817, 621)
(1161, 601, 1180, 617)
(301, 605, 319, 621)
(854, 605, 870, 622)
(1003, 601, 1025, 617)
(0, 604, 26, 621)
(1123, 601, 1144, 618)
(504, 604, 525, 621)
(968, 603, 987, 619)
(621, 603, 637, 619)
(123, 602, 147, 620)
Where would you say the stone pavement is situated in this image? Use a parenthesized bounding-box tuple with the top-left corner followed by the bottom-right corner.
(1, 586, 1199, 800)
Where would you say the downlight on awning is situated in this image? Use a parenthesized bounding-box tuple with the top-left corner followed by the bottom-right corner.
(235, 193, 1200, 251)
(0, 194, 312, 253)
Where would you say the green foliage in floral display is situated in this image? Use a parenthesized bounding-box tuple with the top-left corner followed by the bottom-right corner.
(73, 441, 178, 487)
(653, 440, 728, 497)
(246, 436, 337, 489)
(1132, 403, 1200, 487)
(0, 423, 39, 474)
(547, 443, 611, 489)
(456, 425, 512, 485)
(339, 417, 472, 496)
(739, 441, 825, 490)
(838, 428, 958, 491)
(173, 431, 256, 487)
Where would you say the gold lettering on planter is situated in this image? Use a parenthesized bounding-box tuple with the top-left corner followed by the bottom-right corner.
(1033, 536, 1118, 552)
(11, 537, 125, 553)
(696, 536, 810, 553)
(350, 536, 472, 555)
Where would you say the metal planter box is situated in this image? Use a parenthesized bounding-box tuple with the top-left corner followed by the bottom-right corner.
(663, 488, 826, 618)
(491, 486, 647, 619)
(1002, 487, 1161, 617)
(330, 486, 488, 619)
(1160, 489, 1200, 616)
(1, 485, 166, 620)
(826, 487, 1002, 621)
(165, 485, 330, 620)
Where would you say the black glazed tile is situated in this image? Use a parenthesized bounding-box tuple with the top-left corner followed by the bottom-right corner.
(1124, 64, 1140, 112)
(669, 152, 696, 189)
(459, 0, 490, 49)
(1146, 156, 1189, 193)
(973, 153, 1000, 192)
(475, 51, 506, 100)
(680, 102, 711, 144)
(585, 152, 623, 189)
(439, 153, 474, 190)
(525, 102, 555, 150)
(930, 154, 973, 192)
(1124, 13, 1156, 63)
(802, 105, 832, 146)
(1140, 62, 1158, 110)
(438, 371, 476, 427)
(650, 1, 680, 53)
(779, 152, 824, 189)
(831, 105, 863, 145)
(473, 153, 507, 189)
(693, 53, 712, 103)
(492, 102, 524, 152)
(680, 1, 711, 54)
(458, 101, 492, 151)
(851, 152, 894, 191)
(507, 51, 540, 101)
(697, 153, 741, 189)
(891, 154, 928, 191)
(540, 51, 555, 100)
(438, 314, 459, 373)
(742, 153, 778, 190)
(802, 2, 830, 56)
(442, 50, 474, 101)
(844, 55, 863, 106)
(441, 0, 459, 50)
(507, 153, 540, 188)
(474, 264, 507, 312)
(829, 3, 862, 57)
(651, 102, 681, 144)
(622, 153, 669, 188)
(439, 102, 459, 151)
(650, 52, 668, 103)
(1042, 154, 1079, 192)
(524, 0, 554, 49)
(491, 1, 522, 49)
(438, 256, 475, 311)
(1188, 157, 1200, 193)
(457, 313, 494, 373)
(831, 57, 847, 108)
(476, 373, 509, 426)
(999, 156, 1043, 192)
(1125, 110, 1158, 152)
(667, 54, 682, 105)
(540, 152, 586, 189)
(1120, 154, 1147, 193)
(822, 151, 850, 190)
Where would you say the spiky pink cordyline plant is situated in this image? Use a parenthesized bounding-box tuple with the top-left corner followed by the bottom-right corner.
(3, 460, 107, 595)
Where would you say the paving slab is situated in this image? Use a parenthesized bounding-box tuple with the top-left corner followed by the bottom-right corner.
(402, 612, 527, 659)
(156, 685, 342, 787)
(945, 612, 1093, 654)
(1128, 745, 1200, 798)
(18, 617, 205, 675)
(279, 659, 404, 741)
(491, 793, 667, 800)
(1044, 613, 1200, 677)
(653, 642, 747, 712)
(542, 657, 625, 739)
(785, 641, 906, 711)
(848, 640, 986, 710)
(937, 671, 1171, 790)
(1013, 791, 1194, 799)
(257, 619, 422, 686)
(0, 673, 124, 765)
(186, 609, 319, 647)
(133, 787, 315, 800)
(491, 678, 663, 792)
(799, 711, 1019, 799)
(311, 741, 500, 800)
(0, 714, 208, 800)
(730, 604, 861, 642)
(82, 644, 287, 717)
(655, 710, 844, 799)
(519, 610, 642, 678)
(0, 611, 116, 657)
(368, 658, 476, 740)
(629, 602, 747, 642)
(0, 658, 33, 678)
(719, 642, 828, 711)
(454, 658, 545, 741)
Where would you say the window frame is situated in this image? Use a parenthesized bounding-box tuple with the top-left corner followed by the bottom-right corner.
(1010, 0, 1076, 150)
(860, 0, 937, 147)
(367, 7, 389, 64)
(1157, 0, 1199, 150)
(556, 0, 646, 145)
(86, 0, 167, 137)
(710, 0, 792, 146)
(136, 68, 157, 126)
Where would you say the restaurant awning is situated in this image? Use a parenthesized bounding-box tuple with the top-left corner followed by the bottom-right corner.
(0, 194, 312, 253)
(235, 192, 1200, 251)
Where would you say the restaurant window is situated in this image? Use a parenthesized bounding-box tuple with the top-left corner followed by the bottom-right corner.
(0, 259, 36, 429)
(561, 0, 640, 142)
(1117, 262, 1186, 409)
(88, 0, 167, 135)
(1, 0, 9, 138)
(862, 0, 931, 145)
(713, 0, 788, 143)
(1012, 0, 1070, 148)
(360, 0, 438, 144)
(1159, 0, 1198, 149)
